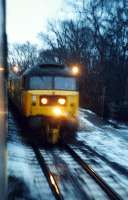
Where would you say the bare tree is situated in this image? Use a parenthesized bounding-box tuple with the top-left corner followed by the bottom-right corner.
(8, 41, 39, 72)
(38, 0, 128, 117)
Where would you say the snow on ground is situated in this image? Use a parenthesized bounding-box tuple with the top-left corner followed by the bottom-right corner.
(78, 108, 128, 199)
(108, 119, 128, 129)
(78, 108, 128, 170)
(8, 140, 54, 200)
(78, 110, 101, 131)
(8, 142, 40, 199)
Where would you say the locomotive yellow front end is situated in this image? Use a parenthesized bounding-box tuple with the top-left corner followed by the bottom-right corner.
(22, 89, 79, 143)
(10, 64, 79, 144)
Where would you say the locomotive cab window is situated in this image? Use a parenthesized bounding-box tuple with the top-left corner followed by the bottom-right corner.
(29, 76, 53, 90)
(28, 76, 77, 91)
(54, 76, 77, 91)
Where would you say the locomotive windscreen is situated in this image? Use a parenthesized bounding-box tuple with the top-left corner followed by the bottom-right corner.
(28, 76, 77, 90)
(54, 77, 76, 90)
(29, 76, 53, 89)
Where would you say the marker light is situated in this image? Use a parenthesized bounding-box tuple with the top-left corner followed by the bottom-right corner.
(58, 98, 66, 105)
(13, 65, 19, 73)
(32, 95, 36, 105)
(53, 107, 62, 116)
(41, 98, 48, 105)
(72, 66, 79, 75)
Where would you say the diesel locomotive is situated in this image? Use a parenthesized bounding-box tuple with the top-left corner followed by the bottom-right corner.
(8, 64, 79, 144)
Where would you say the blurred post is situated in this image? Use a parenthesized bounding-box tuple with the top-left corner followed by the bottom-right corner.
(0, 0, 8, 199)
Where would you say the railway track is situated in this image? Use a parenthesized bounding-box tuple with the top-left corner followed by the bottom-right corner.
(63, 143, 122, 200)
(71, 140, 128, 177)
(31, 140, 122, 200)
(32, 145, 63, 200)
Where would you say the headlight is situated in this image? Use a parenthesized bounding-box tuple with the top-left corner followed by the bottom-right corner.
(41, 98, 48, 105)
(72, 66, 79, 75)
(58, 98, 66, 105)
(53, 107, 62, 116)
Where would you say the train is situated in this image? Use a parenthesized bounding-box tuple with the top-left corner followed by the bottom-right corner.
(8, 63, 79, 144)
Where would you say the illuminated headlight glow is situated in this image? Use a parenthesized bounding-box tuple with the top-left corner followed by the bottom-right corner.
(53, 107, 62, 116)
(41, 98, 48, 105)
(72, 66, 79, 75)
(58, 98, 66, 105)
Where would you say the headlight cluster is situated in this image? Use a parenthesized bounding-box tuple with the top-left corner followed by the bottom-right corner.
(32, 95, 66, 117)
(40, 96, 66, 106)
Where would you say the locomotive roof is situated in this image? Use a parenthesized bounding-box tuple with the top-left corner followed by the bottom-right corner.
(23, 63, 72, 77)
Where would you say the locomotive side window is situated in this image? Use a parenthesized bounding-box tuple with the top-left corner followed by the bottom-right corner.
(54, 77, 77, 91)
(29, 76, 53, 89)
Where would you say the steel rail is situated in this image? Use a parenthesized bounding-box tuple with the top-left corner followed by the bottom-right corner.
(32, 145, 63, 200)
(74, 140, 128, 177)
(64, 144, 122, 200)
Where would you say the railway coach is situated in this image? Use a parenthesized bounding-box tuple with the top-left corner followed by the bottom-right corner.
(8, 63, 79, 144)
